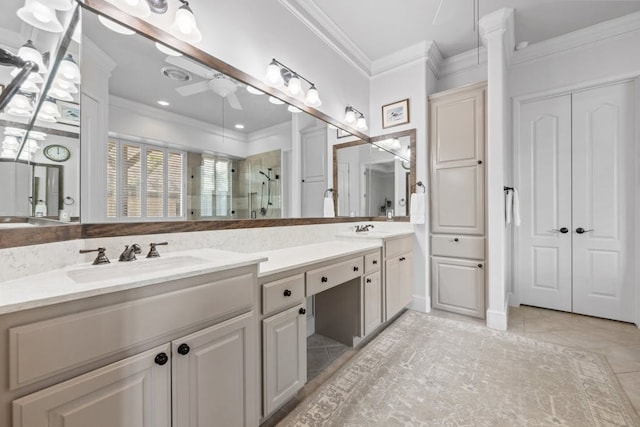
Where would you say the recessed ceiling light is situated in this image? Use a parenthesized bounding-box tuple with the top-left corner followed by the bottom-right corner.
(234, 124, 245, 129)
(268, 96, 284, 105)
(157, 100, 170, 107)
(246, 86, 264, 95)
(161, 66, 191, 82)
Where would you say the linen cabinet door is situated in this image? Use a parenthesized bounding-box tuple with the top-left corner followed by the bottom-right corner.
(172, 312, 257, 427)
(13, 344, 171, 427)
(263, 303, 307, 417)
(363, 272, 382, 336)
(432, 257, 485, 318)
(431, 164, 484, 235)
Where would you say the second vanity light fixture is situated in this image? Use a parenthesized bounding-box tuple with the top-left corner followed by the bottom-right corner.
(104, 0, 202, 43)
(263, 58, 322, 108)
(344, 106, 368, 131)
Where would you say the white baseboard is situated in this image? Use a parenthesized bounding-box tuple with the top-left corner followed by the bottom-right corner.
(486, 293, 510, 331)
(410, 295, 430, 312)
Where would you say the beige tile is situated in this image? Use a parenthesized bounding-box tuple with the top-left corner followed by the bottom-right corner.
(594, 345, 640, 374)
(525, 329, 619, 350)
(617, 372, 640, 415)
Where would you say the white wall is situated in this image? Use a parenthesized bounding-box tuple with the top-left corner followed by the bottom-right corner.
(370, 60, 429, 312)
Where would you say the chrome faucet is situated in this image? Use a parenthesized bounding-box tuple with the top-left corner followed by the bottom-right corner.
(355, 224, 374, 233)
(118, 243, 142, 262)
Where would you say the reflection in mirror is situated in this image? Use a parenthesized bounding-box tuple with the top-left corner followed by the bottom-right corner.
(82, 6, 345, 223)
(333, 129, 415, 217)
(0, 0, 80, 223)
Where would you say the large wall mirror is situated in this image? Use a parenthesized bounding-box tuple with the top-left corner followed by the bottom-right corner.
(0, 0, 415, 229)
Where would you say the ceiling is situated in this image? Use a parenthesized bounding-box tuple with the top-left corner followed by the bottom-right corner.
(303, 0, 640, 61)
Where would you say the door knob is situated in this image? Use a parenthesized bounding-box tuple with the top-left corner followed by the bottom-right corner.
(552, 227, 569, 234)
(576, 227, 593, 234)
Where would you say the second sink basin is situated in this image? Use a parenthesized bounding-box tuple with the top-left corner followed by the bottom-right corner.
(67, 255, 207, 284)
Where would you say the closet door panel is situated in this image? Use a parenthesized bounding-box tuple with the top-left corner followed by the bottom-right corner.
(516, 95, 573, 312)
(571, 81, 635, 322)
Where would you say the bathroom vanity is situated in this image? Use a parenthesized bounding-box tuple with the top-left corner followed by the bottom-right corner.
(0, 231, 414, 426)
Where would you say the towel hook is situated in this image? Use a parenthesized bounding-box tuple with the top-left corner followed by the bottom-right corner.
(504, 186, 514, 192)
(324, 188, 334, 197)
(416, 181, 426, 193)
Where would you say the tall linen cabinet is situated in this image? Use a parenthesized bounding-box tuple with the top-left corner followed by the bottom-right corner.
(429, 82, 487, 319)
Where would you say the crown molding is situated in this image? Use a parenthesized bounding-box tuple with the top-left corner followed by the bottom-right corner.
(278, 0, 371, 77)
(371, 41, 433, 76)
(82, 37, 118, 76)
(247, 120, 292, 142)
(512, 10, 640, 67)
(440, 47, 487, 76)
(108, 95, 247, 144)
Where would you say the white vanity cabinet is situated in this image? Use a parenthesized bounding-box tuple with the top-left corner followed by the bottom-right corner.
(4, 266, 260, 427)
(363, 250, 382, 336)
(384, 236, 413, 320)
(260, 274, 306, 419)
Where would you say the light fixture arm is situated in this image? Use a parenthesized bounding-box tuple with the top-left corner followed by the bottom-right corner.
(270, 58, 315, 88)
(0, 48, 38, 111)
(145, 0, 168, 14)
(345, 105, 365, 118)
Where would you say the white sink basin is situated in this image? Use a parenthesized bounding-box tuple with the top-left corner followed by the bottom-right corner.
(67, 255, 207, 284)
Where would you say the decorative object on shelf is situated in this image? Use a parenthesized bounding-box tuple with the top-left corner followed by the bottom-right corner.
(56, 100, 80, 126)
(344, 106, 368, 131)
(382, 98, 410, 129)
(263, 58, 322, 107)
(43, 144, 71, 162)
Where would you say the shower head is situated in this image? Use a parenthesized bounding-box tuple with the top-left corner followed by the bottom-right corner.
(259, 170, 272, 181)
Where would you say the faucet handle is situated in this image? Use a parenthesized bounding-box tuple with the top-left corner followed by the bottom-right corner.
(79, 247, 110, 265)
(147, 242, 168, 258)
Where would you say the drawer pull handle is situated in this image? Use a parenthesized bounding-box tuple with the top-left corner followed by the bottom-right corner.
(283, 289, 292, 297)
(154, 352, 168, 366)
(366, 278, 372, 283)
(353, 266, 359, 272)
(177, 343, 190, 355)
(478, 264, 483, 268)
(372, 260, 378, 265)
(299, 308, 306, 315)
(454, 238, 459, 242)
(321, 276, 328, 283)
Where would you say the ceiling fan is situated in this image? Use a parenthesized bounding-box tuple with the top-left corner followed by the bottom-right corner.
(165, 56, 243, 110)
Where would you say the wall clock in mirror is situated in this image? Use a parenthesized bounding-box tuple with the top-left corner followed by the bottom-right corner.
(43, 145, 71, 162)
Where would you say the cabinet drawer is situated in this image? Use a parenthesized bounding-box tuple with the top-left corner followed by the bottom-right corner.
(9, 272, 254, 390)
(364, 251, 381, 274)
(385, 236, 413, 258)
(306, 256, 363, 296)
(431, 235, 485, 260)
(262, 274, 305, 316)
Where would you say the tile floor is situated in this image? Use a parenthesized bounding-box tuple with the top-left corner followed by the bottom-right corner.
(261, 306, 640, 425)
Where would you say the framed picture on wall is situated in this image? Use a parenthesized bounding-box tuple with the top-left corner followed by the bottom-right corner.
(57, 101, 80, 126)
(382, 98, 410, 129)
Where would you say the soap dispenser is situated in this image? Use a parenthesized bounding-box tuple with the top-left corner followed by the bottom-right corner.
(35, 200, 47, 217)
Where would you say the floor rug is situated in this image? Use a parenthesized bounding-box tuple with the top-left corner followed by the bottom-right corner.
(279, 310, 639, 426)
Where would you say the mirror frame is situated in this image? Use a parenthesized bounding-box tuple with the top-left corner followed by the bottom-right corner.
(332, 129, 416, 216)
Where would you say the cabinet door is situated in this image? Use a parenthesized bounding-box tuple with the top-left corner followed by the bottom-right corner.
(385, 253, 413, 320)
(172, 311, 257, 427)
(13, 344, 171, 427)
(263, 303, 307, 417)
(300, 127, 327, 182)
(432, 257, 485, 318)
(431, 164, 484, 235)
(363, 272, 382, 336)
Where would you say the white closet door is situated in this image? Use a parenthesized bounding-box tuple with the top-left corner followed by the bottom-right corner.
(517, 95, 573, 312)
(571, 81, 635, 322)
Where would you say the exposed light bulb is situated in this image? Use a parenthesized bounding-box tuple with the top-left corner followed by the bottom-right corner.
(344, 108, 356, 124)
(58, 54, 80, 82)
(287, 74, 302, 97)
(356, 115, 367, 130)
(171, 2, 202, 43)
(264, 61, 283, 88)
(304, 85, 321, 107)
(268, 96, 284, 105)
(41, 98, 61, 117)
(18, 40, 48, 74)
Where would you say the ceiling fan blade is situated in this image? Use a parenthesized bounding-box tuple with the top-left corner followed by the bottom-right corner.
(226, 92, 243, 110)
(432, 0, 446, 25)
(176, 80, 210, 96)
(165, 56, 214, 79)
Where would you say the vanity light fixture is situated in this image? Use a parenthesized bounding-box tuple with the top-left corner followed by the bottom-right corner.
(17, 40, 48, 74)
(345, 106, 367, 130)
(11, 67, 44, 84)
(170, 1, 202, 43)
(263, 58, 322, 107)
(16, 0, 64, 33)
(156, 100, 170, 106)
(268, 96, 284, 105)
(20, 80, 41, 94)
(246, 86, 264, 95)
(6, 93, 33, 117)
(105, 0, 151, 18)
(44, 0, 73, 11)
(98, 15, 136, 35)
(287, 105, 301, 113)
(58, 54, 80, 82)
(40, 97, 61, 119)
(52, 77, 78, 93)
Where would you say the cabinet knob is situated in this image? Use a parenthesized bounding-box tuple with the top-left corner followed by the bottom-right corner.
(399, 257, 406, 261)
(366, 278, 372, 283)
(299, 308, 306, 315)
(372, 260, 378, 265)
(321, 276, 328, 283)
(477, 160, 483, 165)
(283, 289, 292, 297)
(154, 352, 168, 366)
(177, 343, 190, 355)
(478, 264, 483, 268)
(454, 238, 459, 242)
(353, 266, 359, 272)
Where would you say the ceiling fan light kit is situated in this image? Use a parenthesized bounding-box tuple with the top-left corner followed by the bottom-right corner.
(264, 58, 322, 108)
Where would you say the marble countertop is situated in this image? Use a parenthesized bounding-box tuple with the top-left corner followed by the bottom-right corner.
(0, 249, 267, 315)
(334, 230, 415, 240)
(256, 240, 383, 277)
